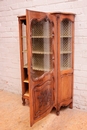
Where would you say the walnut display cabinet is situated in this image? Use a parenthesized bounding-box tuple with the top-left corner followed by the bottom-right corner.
(18, 10, 75, 126)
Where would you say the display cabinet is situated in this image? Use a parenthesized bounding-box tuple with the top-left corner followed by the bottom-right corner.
(18, 10, 75, 126)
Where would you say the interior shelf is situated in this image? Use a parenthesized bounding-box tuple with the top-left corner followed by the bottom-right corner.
(21, 36, 26, 38)
(32, 36, 52, 38)
(32, 51, 53, 54)
(24, 78, 29, 83)
(24, 63, 28, 68)
(60, 36, 72, 38)
(22, 50, 27, 53)
(32, 67, 52, 71)
(24, 90, 29, 97)
(60, 51, 72, 54)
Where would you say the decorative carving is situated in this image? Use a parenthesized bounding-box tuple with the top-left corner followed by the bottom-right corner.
(33, 83, 54, 119)
(37, 89, 52, 108)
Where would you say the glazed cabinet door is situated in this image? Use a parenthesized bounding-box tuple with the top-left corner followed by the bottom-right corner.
(26, 10, 56, 126)
(57, 14, 75, 111)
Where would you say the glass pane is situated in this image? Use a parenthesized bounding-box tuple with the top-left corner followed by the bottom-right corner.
(31, 19, 53, 79)
(22, 21, 28, 68)
(22, 21, 26, 37)
(60, 38, 72, 53)
(22, 21, 27, 51)
(32, 38, 52, 54)
(60, 19, 72, 70)
(32, 20, 51, 37)
(61, 54, 72, 70)
(60, 19, 72, 37)
(23, 52, 28, 68)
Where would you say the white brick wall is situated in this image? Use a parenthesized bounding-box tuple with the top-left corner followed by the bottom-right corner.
(0, 0, 87, 110)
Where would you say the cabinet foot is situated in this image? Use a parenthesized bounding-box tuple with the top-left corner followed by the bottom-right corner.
(22, 98, 25, 105)
(56, 110, 60, 115)
(69, 102, 73, 109)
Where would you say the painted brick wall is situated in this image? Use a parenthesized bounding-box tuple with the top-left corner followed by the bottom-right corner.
(0, 0, 87, 110)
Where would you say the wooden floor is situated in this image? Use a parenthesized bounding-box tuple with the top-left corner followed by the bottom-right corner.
(0, 90, 87, 130)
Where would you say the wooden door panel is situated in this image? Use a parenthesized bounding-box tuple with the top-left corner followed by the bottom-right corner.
(33, 78, 54, 120)
(60, 73, 72, 102)
(26, 10, 56, 126)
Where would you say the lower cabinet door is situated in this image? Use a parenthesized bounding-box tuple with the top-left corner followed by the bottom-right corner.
(30, 75, 55, 126)
(60, 73, 73, 104)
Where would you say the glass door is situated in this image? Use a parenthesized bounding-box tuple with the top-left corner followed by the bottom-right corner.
(31, 18, 53, 79)
(60, 19, 72, 70)
(26, 10, 55, 126)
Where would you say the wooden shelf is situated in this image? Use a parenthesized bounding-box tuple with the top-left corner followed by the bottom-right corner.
(24, 64, 28, 68)
(60, 51, 72, 54)
(60, 36, 72, 38)
(24, 90, 29, 97)
(21, 36, 26, 38)
(24, 78, 29, 83)
(32, 36, 52, 38)
(32, 67, 52, 71)
(32, 51, 53, 54)
(22, 50, 27, 53)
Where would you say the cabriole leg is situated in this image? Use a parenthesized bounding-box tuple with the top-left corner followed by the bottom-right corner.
(22, 97, 25, 105)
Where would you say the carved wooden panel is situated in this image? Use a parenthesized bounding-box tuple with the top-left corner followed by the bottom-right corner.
(60, 73, 72, 102)
(33, 79, 54, 119)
